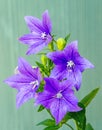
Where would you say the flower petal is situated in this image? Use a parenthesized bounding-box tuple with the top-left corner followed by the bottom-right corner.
(16, 88, 34, 108)
(50, 99, 68, 124)
(76, 56, 94, 72)
(50, 65, 67, 80)
(47, 51, 67, 65)
(4, 75, 31, 90)
(66, 67, 82, 90)
(64, 40, 79, 60)
(19, 33, 42, 45)
(26, 41, 46, 55)
(42, 10, 52, 33)
(24, 16, 45, 33)
(44, 78, 60, 93)
(35, 91, 54, 109)
(18, 58, 38, 79)
(63, 92, 82, 112)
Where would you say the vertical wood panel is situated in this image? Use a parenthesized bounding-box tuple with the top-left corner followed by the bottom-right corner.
(0, 0, 102, 129)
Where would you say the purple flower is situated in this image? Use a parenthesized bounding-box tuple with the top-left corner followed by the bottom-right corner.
(35, 78, 81, 124)
(19, 10, 52, 55)
(4, 58, 42, 108)
(47, 41, 94, 90)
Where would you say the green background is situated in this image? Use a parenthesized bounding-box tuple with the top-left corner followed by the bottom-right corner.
(0, 0, 102, 129)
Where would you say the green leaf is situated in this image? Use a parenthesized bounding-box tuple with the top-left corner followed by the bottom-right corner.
(36, 61, 49, 76)
(80, 88, 99, 107)
(69, 103, 86, 130)
(37, 105, 45, 112)
(36, 61, 44, 69)
(64, 33, 71, 42)
(85, 123, 94, 130)
(37, 119, 55, 127)
(43, 126, 59, 130)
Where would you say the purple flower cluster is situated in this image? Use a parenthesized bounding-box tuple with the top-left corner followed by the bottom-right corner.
(19, 10, 52, 55)
(5, 10, 94, 124)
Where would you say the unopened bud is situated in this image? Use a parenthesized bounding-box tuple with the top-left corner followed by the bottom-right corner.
(48, 42, 54, 51)
(56, 38, 66, 50)
(41, 55, 47, 65)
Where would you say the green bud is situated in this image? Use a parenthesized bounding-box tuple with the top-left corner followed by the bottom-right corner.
(56, 38, 66, 50)
(48, 42, 54, 51)
(41, 55, 48, 65)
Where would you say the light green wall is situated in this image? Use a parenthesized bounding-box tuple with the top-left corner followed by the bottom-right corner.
(0, 0, 102, 130)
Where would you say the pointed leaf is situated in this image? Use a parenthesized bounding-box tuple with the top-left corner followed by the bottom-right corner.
(43, 126, 59, 130)
(64, 33, 71, 42)
(80, 88, 99, 107)
(85, 123, 94, 130)
(37, 105, 45, 112)
(69, 103, 86, 130)
(36, 61, 49, 76)
(37, 119, 55, 126)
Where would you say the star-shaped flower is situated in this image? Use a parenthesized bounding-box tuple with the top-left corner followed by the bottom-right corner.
(47, 41, 94, 90)
(35, 78, 81, 124)
(19, 10, 52, 55)
(4, 58, 42, 108)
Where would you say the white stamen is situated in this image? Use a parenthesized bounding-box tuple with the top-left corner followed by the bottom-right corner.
(67, 60, 74, 68)
(14, 66, 20, 74)
(30, 80, 39, 89)
(56, 92, 62, 99)
(41, 32, 47, 39)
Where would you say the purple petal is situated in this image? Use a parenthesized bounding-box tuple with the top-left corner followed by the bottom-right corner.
(64, 41, 79, 60)
(44, 78, 60, 93)
(16, 87, 34, 108)
(66, 67, 82, 90)
(4, 75, 32, 90)
(19, 33, 42, 45)
(62, 91, 82, 112)
(35, 68, 42, 82)
(26, 41, 46, 55)
(76, 56, 94, 72)
(50, 99, 68, 124)
(50, 65, 67, 80)
(60, 79, 75, 91)
(18, 58, 37, 79)
(42, 10, 52, 33)
(47, 51, 67, 65)
(35, 91, 54, 109)
(24, 16, 45, 33)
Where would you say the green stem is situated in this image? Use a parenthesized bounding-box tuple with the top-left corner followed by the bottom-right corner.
(75, 121, 79, 130)
(65, 123, 74, 130)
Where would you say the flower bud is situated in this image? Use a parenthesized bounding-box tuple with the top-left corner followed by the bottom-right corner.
(56, 38, 66, 50)
(48, 42, 54, 51)
(41, 55, 48, 65)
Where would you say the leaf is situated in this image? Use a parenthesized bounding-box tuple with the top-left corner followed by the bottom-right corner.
(36, 61, 49, 76)
(43, 126, 59, 130)
(80, 88, 99, 107)
(37, 119, 55, 127)
(37, 105, 45, 112)
(85, 123, 94, 130)
(64, 33, 71, 42)
(69, 103, 86, 130)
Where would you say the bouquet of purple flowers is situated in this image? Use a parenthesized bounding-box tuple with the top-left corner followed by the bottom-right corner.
(5, 10, 99, 130)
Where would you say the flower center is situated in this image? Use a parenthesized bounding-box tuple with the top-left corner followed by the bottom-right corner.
(41, 32, 47, 39)
(67, 60, 75, 69)
(30, 80, 39, 90)
(56, 92, 62, 99)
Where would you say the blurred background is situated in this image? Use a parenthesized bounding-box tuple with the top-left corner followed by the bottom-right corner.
(0, 0, 102, 129)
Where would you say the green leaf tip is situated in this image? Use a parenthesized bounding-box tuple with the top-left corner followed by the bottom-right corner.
(80, 87, 99, 107)
(85, 123, 94, 130)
